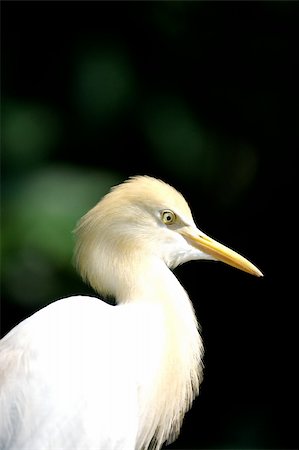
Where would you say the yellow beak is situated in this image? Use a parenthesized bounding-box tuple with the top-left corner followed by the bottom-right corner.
(181, 228, 263, 277)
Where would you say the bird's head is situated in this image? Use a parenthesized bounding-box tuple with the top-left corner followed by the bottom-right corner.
(74, 176, 262, 300)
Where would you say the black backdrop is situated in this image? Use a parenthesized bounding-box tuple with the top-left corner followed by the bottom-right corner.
(1, 2, 297, 449)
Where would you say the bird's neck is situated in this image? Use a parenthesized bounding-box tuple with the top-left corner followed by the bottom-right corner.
(115, 257, 178, 302)
(116, 258, 203, 449)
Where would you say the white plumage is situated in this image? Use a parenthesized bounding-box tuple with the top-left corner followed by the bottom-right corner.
(0, 176, 262, 450)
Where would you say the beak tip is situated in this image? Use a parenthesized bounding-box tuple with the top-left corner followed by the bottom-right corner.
(249, 265, 263, 277)
(245, 262, 263, 277)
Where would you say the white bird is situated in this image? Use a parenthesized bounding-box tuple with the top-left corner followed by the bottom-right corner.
(0, 176, 262, 450)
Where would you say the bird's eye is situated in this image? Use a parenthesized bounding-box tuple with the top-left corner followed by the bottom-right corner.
(161, 210, 176, 225)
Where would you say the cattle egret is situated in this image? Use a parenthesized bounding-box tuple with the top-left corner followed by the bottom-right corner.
(0, 176, 262, 450)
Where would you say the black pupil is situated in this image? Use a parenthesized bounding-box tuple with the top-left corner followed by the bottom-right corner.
(166, 214, 171, 221)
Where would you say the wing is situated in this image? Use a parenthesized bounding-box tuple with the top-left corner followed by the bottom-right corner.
(0, 296, 139, 450)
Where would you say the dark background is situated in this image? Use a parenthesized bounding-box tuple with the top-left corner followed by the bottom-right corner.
(1, 2, 297, 449)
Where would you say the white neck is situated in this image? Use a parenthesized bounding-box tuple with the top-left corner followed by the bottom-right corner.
(117, 259, 204, 450)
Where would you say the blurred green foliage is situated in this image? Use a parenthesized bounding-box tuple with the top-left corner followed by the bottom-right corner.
(2, 167, 121, 306)
(74, 47, 136, 123)
(3, 101, 60, 168)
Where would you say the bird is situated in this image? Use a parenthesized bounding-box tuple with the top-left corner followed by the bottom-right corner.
(0, 175, 262, 450)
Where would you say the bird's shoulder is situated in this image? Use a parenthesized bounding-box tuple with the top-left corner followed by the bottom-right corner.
(0, 296, 116, 379)
(2, 295, 110, 339)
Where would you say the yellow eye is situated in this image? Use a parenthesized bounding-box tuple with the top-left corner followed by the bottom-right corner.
(162, 210, 176, 225)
